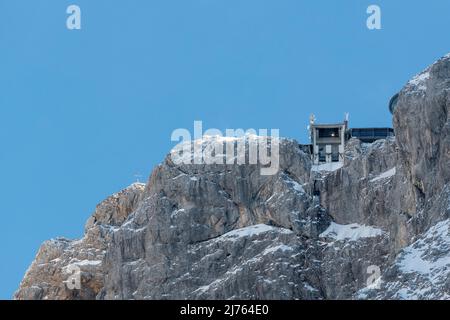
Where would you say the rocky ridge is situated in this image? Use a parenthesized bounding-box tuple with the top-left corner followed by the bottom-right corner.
(15, 54, 450, 300)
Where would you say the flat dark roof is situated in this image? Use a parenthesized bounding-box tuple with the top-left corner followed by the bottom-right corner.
(350, 127, 394, 131)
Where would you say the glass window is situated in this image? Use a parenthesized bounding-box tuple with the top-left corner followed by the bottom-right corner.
(318, 128, 339, 138)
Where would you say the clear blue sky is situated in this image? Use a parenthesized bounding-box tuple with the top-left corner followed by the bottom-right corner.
(1, 0, 449, 299)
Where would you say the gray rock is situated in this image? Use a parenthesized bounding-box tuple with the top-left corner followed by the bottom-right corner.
(14, 53, 450, 300)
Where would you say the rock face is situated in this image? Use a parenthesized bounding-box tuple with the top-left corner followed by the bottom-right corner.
(15, 54, 450, 300)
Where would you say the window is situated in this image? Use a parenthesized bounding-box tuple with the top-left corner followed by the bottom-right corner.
(318, 128, 340, 138)
(331, 144, 340, 162)
(318, 145, 326, 162)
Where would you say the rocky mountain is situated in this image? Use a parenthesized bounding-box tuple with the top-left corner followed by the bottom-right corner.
(15, 54, 450, 300)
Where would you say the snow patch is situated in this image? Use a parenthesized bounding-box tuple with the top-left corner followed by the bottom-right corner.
(63, 259, 102, 273)
(171, 208, 185, 218)
(75, 260, 102, 266)
(312, 162, 343, 173)
(320, 222, 385, 242)
(355, 219, 450, 300)
(218, 224, 293, 241)
(262, 244, 293, 255)
(282, 174, 305, 194)
(171, 173, 187, 180)
(129, 182, 146, 188)
(370, 167, 396, 182)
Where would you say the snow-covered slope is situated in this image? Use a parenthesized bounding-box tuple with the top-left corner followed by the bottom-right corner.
(357, 219, 450, 300)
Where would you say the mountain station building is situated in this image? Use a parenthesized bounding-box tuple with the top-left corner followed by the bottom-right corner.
(309, 114, 394, 165)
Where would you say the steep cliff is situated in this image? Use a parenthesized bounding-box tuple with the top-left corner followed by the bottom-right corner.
(15, 54, 450, 300)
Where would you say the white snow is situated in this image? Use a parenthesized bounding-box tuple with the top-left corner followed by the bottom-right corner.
(398, 248, 436, 275)
(171, 134, 281, 153)
(409, 71, 430, 85)
(218, 224, 293, 240)
(408, 71, 430, 91)
(129, 182, 146, 188)
(397, 219, 450, 281)
(355, 219, 450, 299)
(170, 208, 185, 218)
(282, 174, 305, 194)
(265, 194, 276, 203)
(304, 283, 319, 292)
(311, 162, 343, 173)
(370, 167, 396, 182)
(262, 244, 293, 255)
(63, 259, 102, 273)
(171, 173, 186, 180)
(170, 133, 288, 166)
(291, 181, 304, 193)
(74, 260, 102, 266)
(193, 241, 294, 295)
(320, 222, 385, 242)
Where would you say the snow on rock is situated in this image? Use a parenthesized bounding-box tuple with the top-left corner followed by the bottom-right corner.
(170, 134, 285, 165)
(356, 219, 450, 300)
(75, 260, 102, 266)
(217, 224, 293, 241)
(14, 52, 450, 301)
(262, 244, 294, 255)
(370, 167, 396, 182)
(282, 173, 305, 194)
(311, 162, 343, 173)
(170, 208, 185, 218)
(63, 260, 102, 274)
(320, 222, 385, 242)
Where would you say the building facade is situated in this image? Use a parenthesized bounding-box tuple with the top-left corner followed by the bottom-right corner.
(309, 114, 394, 165)
(309, 115, 348, 165)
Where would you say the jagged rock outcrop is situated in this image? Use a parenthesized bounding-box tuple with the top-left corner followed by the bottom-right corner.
(15, 54, 450, 300)
(357, 218, 450, 299)
(16, 183, 146, 300)
(355, 53, 450, 299)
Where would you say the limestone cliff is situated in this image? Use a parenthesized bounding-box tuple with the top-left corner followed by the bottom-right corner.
(15, 54, 450, 300)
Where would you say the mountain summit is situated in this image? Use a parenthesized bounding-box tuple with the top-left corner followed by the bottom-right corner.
(15, 54, 450, 300)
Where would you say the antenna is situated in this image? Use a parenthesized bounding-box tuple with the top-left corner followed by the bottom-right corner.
(309, 113, 316, 125)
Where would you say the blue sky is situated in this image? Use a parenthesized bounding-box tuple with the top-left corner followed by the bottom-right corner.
(0, 0, 449, 299)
